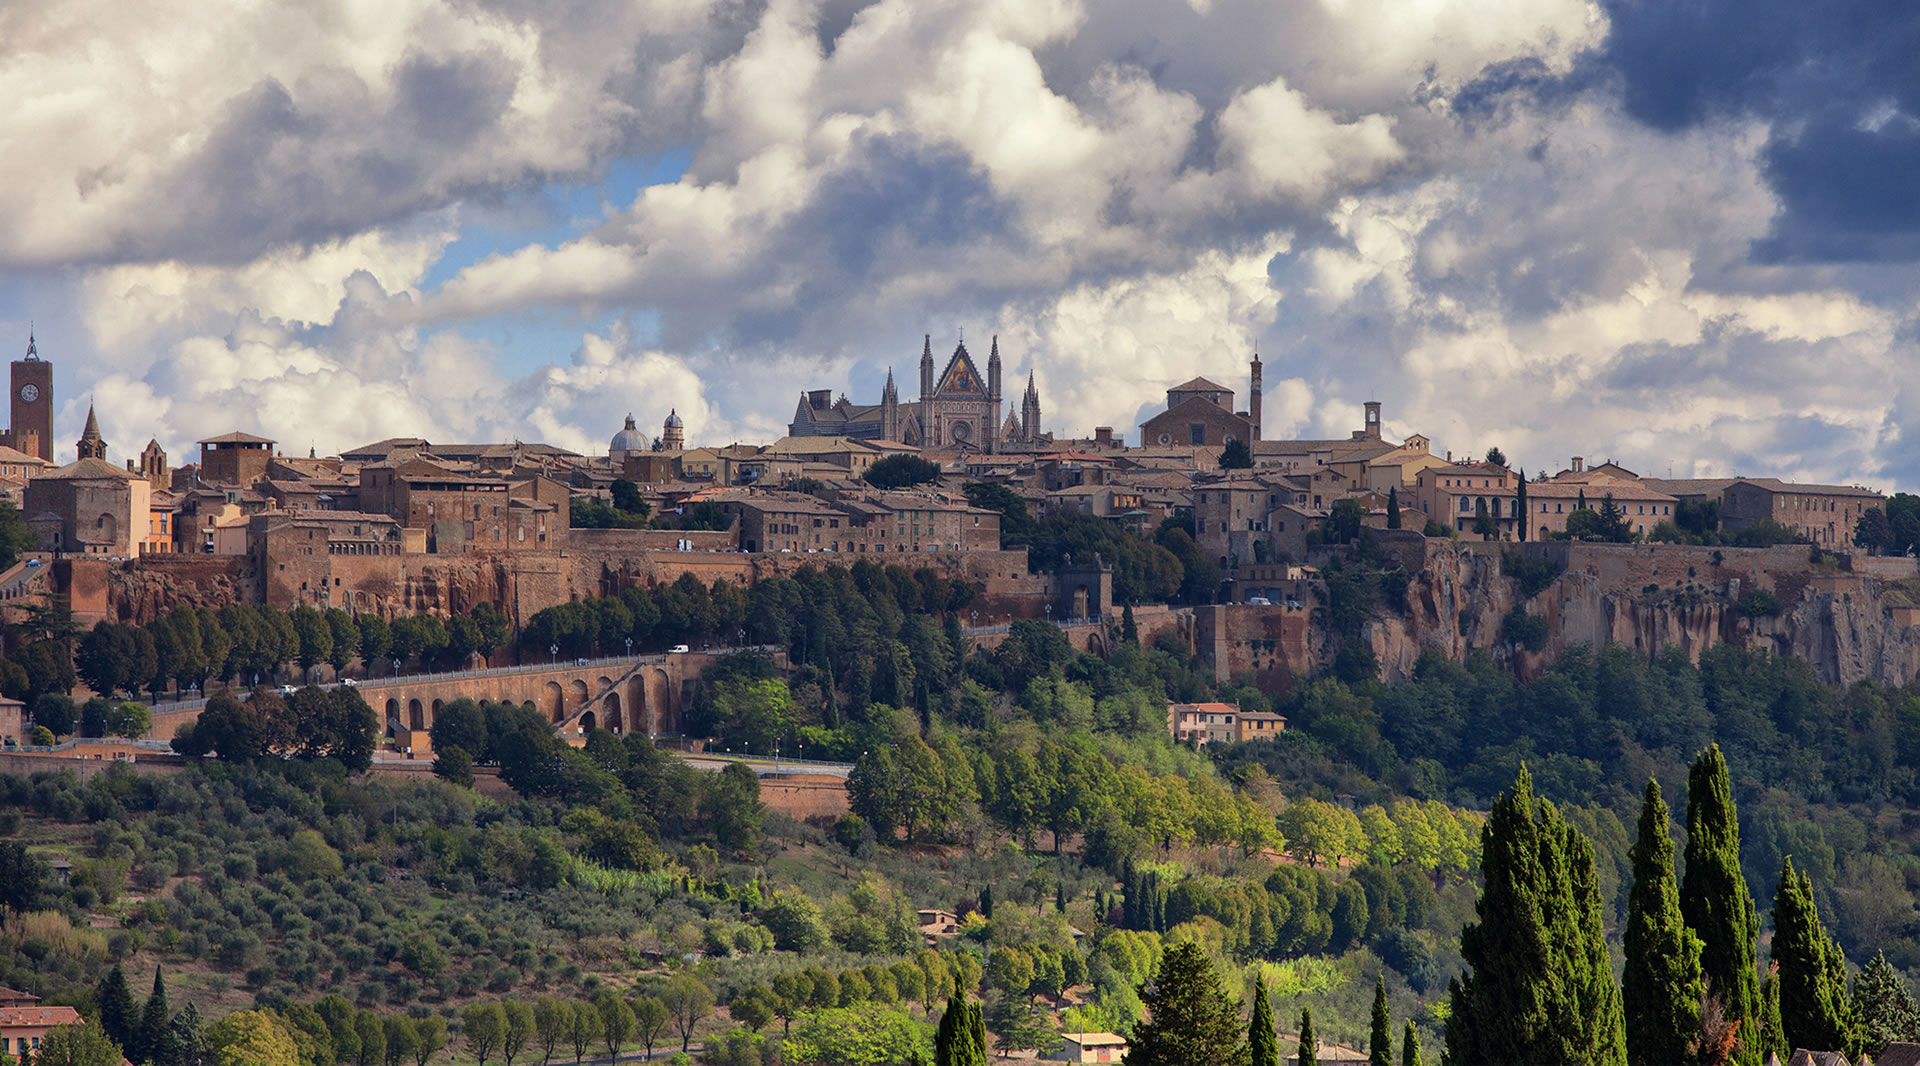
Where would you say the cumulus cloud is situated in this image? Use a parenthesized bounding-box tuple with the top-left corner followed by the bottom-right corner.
(3, 0, 1914, 492)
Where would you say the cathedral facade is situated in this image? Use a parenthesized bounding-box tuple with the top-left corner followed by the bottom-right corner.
(788, 335, 1048, 452)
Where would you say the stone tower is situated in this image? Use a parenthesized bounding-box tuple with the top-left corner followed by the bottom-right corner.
(75, 403, 105, 461)
(132, 438, 167, 489)
(986, 336, 1003, 455)
(917, 334, 934, 443)
(661, 409, 685, 451)
(8, 331, 53, 462)
(1021, 370, 1041, 442)
(1250, 353, 1263, 442)
(880, 369, 900, 442)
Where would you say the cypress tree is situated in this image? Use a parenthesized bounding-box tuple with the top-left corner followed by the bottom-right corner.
(1623, 779, 1703, 1066)
(1369, 975, 1391, 1066)
(980, 884, 993, 919)
(1249, 974, 1278, 1066)
(1855, 950, 1920, 1058)
(1386, 489, 1402, 530)
(1445, 766, 1627, 1066)
(934, 975, 986, 1066)
(1772, 857, 1855, 1055)
(1126, 942, 1248, 1066)
(1401, 1021, 1421, 1066)
(136, 967, 177, 1066)
(98, 965, 135, 1049)
(1298, 1008, 1316, 1066)
(1753, 965, 1785, 1064)
(1681, 745, 1761, 1066)
(1515, 475, 1527, 541)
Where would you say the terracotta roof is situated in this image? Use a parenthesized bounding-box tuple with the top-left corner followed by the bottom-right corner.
(197, 431, 275, 445)
(1168, 376, 1232, 393)
(0, 1004, 81, 1027)
(34, 458, 139, 482)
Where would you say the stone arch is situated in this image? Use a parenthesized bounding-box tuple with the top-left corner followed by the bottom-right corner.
(1071, 584, 1089, 620)
(580, 710, 597, 732)
(407, 699, 424, 731)
(604, 691, 623, 734)
(384, 699, 400, 736)
(543, 681, 565, 722)
(643, 668, 672, 734)
(568, 679, 589, 713)
(430, 699, 443, 730)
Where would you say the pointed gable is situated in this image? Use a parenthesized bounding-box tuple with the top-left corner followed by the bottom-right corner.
(935, 342, 987, 396)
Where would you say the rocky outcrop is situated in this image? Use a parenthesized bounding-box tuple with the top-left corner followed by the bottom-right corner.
(1364, 540, 1920, 687)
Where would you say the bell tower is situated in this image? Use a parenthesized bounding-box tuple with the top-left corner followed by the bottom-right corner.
(9, 332, 53, 462)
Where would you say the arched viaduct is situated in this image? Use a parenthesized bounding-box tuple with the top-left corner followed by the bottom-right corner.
(358, 652, 730, 739)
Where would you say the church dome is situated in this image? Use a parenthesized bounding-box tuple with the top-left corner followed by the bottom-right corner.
(664, 409, 683, 428)
(609, 414, 650, 456)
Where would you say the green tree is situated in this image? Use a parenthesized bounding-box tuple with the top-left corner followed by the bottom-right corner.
(1623, 779, 1703, 1066)
(1220, 439, 1253, 469)
(865, 454, 944, 489)
(1854, 951, 1919, 1058)
(1125, 941, 1248, 1066)
(1249, 974, 1278, 1066)
(566, 1001, 601, 1065)
(730, 988, 776, 1033)
(1401, 1021, 1420, 1066)
(411, 1016, 447, 1066)
(1681, 745, 1760, 1063)
(662, 975, 714, 1053)
(1386, 488, 1401, 530)
(325, 609, 361, 673)
(133, 967, 176, 1066)
(1369, 975, 1391, 1066)
(1299, 1008, 1316, 1066)
(383, 1016, 419, 1066)
(354, 1010, 386, 1066)
(34, 1020, 128, 1066)
(357, 615, 393, 668)
(629, 997, 668, 1060)
(500, 1001, 534, 1066)
(1330, 498, 1365, 544)
(531, 998, 570, 1066)
(596, 994, 636, 1063)
(1473, 497, 1495, 539)
(934, 976, 987, 1066)
(0, 839, 45, 916)
(1772, 857, 1855, 1055)
(1445, 767, 1626, 1066)
(97, 965, 136, 1049)
(206, 1010, 303, 1066)
(290, 605, 333, 679)
(463, 1003, 506, 1066)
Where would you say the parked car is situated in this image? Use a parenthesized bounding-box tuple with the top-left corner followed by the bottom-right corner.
(24, 559, 41, 567)
(340, 678, 358, 687)
(276, 685, 297, 695)
(669, 644, 690, 654)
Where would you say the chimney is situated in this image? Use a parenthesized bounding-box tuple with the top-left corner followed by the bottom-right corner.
(1571, 456, 1584, 473)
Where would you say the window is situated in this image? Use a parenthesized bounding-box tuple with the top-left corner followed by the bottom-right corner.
(1189, 425, 1206, 445)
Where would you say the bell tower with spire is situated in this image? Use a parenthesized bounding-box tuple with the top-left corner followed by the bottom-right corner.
(880, 369, 900, 442)
(7, 330, 53, 462)
(917, 334, 935, 444)
(75, 404, 106, 461)
(1021, 371, 1042, 442)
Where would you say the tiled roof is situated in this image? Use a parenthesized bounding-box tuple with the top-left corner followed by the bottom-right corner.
(0, 1004, 81, 1028)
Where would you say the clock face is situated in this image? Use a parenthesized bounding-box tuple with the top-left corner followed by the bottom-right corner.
(18, 384, 37, 404)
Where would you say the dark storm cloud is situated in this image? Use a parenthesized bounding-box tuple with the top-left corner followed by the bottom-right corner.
(127, 51, 526, 265)
(1589, 0, 1920, 261)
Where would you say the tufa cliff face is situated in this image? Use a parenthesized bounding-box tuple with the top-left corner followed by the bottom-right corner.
(1364, 539, 1920, 688)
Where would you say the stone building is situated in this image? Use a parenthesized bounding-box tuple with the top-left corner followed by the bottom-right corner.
(23, 457, 152, 556)
(198, 430, 275, 486)
(788, 334, 1047, 451)
(1719, 479, 1883, 549)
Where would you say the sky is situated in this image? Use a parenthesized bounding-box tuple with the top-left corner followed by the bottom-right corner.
(2, 0, 1917, 486)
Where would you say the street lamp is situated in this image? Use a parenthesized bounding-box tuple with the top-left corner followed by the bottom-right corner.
(625, 637, 633, 657)
(738, 628, 745, 646)
(550, 644, 558, 665)
(392, 658, 399, 678)
(970, 610, 977, 629)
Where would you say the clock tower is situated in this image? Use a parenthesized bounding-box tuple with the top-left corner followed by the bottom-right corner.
(7, 333, 52, 462)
